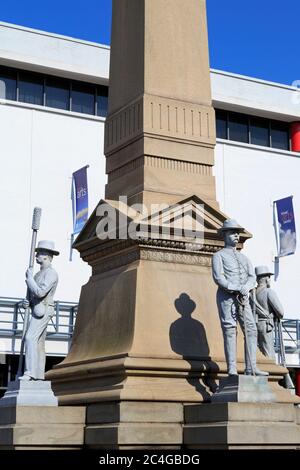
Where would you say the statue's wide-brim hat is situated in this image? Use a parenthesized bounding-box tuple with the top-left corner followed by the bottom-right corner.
(255, 265, 274, 277)
(219, 219, 245, 233)
(35, 240, 60, 256)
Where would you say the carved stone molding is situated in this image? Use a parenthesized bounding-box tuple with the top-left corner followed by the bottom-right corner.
(90, 242, 214, 274)
(144, 94, 215, 145)
(140, 249, 212, 267)
(105, 97, 143, 154)
(104, 94, 216, 156)
(108, 155, 213, 183)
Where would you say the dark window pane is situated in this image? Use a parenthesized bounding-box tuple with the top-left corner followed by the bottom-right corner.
(96, 86, 108, 117)
(250, 117, 270, 147)
(228, 112, 249, 143)
(0, 67, 16, 100)
(216, 110, 227, 139)
(19, 72, 43, 105)
(72, 82, 95, 115)
(46, 77, 69, 110)
(271, 121, 289, 150)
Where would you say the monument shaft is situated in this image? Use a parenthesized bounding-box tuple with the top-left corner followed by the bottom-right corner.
(105, 0, 216, 207)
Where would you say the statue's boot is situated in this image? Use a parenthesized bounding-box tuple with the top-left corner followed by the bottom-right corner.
(224, 327, 238, 375)
(244, 334, 269, 376)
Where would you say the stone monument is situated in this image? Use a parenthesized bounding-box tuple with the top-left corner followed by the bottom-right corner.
(41, 0, 300, 449)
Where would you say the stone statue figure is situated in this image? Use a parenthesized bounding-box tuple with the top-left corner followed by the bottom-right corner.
(212, 219, 268, 376)
(20, 240, 59, 381)
(252, 266, 284, 359)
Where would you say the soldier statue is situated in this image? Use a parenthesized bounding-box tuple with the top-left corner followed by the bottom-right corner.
(252, 266, 284, 359)
(20, 240, 59, 381)
(212, 219, 268, 376)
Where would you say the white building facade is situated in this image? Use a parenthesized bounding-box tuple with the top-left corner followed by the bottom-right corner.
(0, 22, 299, 381)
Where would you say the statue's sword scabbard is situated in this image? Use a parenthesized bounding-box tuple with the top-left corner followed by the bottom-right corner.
(17, 207, 42, 378)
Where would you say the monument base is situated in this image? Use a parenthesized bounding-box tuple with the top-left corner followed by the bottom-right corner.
(0, 405, 85, 450)
(0, 380, 58, 407)
(211, 375, 276, 403)
(85, 401, 183, 450)
(184, 402, 300, 449)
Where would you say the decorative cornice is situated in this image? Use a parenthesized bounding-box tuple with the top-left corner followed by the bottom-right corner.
(107, 156, 213, 182)
(87, 237, 217, 274)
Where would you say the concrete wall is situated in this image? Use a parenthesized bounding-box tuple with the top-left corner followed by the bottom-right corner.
(0, 22, 109, 84)
(211, 69, 300, 122)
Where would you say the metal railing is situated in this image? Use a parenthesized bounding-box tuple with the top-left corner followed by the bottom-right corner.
(282, 319, 300, 353)
(0, 296, 299, 366)
(0, 297, 77, 354)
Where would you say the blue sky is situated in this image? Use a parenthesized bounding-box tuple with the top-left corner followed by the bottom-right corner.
(0, 0, 299, 86)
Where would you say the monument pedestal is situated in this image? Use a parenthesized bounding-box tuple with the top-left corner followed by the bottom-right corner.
(0, 405, 85, 450)
(0, 380, 58, 407)
(211, 375, 276, 404)
(184, 402, 300, 450)
(0, 381, 85, 449)
(85, 401, 183, 450)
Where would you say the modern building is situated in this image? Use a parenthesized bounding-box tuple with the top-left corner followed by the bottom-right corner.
(0, 21, 299, 393)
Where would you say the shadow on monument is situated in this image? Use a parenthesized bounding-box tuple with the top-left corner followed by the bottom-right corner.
(169, 293, 218, 401)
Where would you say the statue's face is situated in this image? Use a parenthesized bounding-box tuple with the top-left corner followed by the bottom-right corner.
(224, 230, 240, 247)
(258, 275, 271, 287)
(36, 251, 52, 265)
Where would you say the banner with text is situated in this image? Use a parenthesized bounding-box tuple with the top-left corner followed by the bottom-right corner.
(274, 196, 296, 257)
(72, 166, 89, 234)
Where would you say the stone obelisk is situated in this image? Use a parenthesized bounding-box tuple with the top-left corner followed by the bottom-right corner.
(105, 0, 216, 208)
(47, 0, 299, 449)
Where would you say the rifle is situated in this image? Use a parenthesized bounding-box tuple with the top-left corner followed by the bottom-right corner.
(17, 207, 42, 378)
(276, 319, 294, 390)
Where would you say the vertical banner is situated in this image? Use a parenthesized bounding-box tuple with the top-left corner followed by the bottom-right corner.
(72, 166, 89, 235)
(274, 196, 296, 257)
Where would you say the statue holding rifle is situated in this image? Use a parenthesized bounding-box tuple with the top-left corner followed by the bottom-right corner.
(252, 266, 283, 359)
(252, 265, 294, 389)
(212, 219, 268, 377)
(17, 206, 59, 382)
(20, 240, 59, 381)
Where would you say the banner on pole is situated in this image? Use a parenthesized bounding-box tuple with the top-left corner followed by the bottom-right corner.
(72, 166, 89, 235)
(274, 196, 296, 257)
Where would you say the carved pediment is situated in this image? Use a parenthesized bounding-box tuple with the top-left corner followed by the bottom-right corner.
(73, 195, 252, 253)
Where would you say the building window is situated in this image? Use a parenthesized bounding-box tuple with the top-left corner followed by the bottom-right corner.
(0, 65, 109, 118)
(71, 82, 95, 115)
(228, 112, 249, 143)
(96, 86, 109, 118)
(0, 67, 17, 100)
(216, 109, 291, 151)
(271, 121, 290, 151)
(216, 110, 227, 140)
(46, 77, 70, 110)
(19, 71, 44, 105)
(250, 117, 270, 147)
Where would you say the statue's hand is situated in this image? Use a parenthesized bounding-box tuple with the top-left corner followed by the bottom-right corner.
(26, 268, 33, 279)
(239, 285, 249, 297)
(22, 299, 30, 309)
